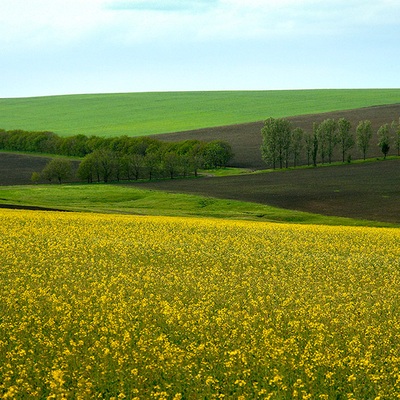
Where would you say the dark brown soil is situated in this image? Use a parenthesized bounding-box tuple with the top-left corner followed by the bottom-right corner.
(154, 104, 400, 169)
(0, 203, 70, 212)
(129, 159, 400, 224)
(1, 105, 399, 223)
(0, 153, 80, 185)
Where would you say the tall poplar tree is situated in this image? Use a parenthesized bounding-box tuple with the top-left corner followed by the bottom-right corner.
(356, 120, 373, 160)
(377, 123, 390, 159)
(391, 118, 400, 156)
(338, 118, 354, 162)
(261, 118, 292, 169)
(318, 118, 338, 163)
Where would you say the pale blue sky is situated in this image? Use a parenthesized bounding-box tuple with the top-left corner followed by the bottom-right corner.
(1, 0, 399, 98)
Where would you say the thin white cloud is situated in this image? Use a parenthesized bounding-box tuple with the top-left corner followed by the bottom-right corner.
(1, 0, 399, 49)
(107, 0, 218, 12)
(103, 0, 400, 44)
(0, 0, 109, 48)
(1, 0, 399, 97)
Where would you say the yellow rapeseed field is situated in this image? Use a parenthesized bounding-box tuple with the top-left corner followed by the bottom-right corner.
(1, 209, 400, 399)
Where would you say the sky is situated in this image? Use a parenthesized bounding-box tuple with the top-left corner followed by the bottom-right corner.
(1, 0, 400, 98)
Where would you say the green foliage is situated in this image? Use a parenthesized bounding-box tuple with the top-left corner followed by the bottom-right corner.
(338, 118, 354, 162)
(162, 152, 181, 179)
(0, 129, 59, 153)
(41, 158, 72, 184)
(202, 140, 234, 169)
(0, 128, 233, 182)
(1, 89, 400, 137)
(261, 118, 292, 169)
(59, 134, 89, 157)
(377, 123, 391, 159)
(356, 120, 373, 160)
(261, 115, 400, 168)
(77, 152, 99, 183)
(262, 117, 346, 168)
(73, 138, 233, 182)
(303, 129, 315, 166)
(291, 127, 304, 167)
(391, 118, 400, 156)
(30, 171, 40, 184)
(317, 118, 338, 163)
(312, 123, 319, 167)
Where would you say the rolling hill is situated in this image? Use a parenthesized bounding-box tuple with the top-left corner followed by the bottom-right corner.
(1, 89, 400, 137)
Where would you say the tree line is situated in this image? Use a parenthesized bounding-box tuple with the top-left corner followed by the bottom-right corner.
(0, 129, 234, 184)
(261, 117, 400, 169)
(75, 139, 233, 183)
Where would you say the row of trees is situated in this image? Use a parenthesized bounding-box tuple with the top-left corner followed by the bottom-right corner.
(37, 139, 234, 184)
(261, 117, 400, 169)
(0, 128, 231, 163)
(0, 128, 233, 183)
(77, 139, 233, 183)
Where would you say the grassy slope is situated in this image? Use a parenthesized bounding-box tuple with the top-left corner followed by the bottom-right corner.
(0, 184, 397, 227)
(1, 89, 400, 137)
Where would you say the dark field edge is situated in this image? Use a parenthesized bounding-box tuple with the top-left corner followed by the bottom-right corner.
(0, 203, 71, 212)
(127, 159, 400, 225)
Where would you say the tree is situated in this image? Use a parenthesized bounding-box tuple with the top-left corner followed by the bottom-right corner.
(391, 118, 400, 156)
(320, 119, 338, 163)
(109, 136, 130, 153)
(86, 135, 107, 153)
(96, 149, 117, 183)
(377, 123, 390, 159)
(26, 131, 59, 153)
(312, 124, 319, 167)
(337, 118, 354, 162)
(162, 152, 181, 179)
(203, 140, 233, 169)
(59, 134, 89, 157)
(41, 158, 72, 184)
(143, 152, 160, 180)
(188, 142, 205, 177)
(315, 122, 328, 164)
(180, 155, 193, 178)
(261, 118, 292, 169)
(304, 130, 314, 166)
(31, 171, 40, 184)
(113, 152, 124, 182)
(261, 118, 279, 169)
(79, 149, 116, 183)
(291, 127, 304, 167)
(77, 154, 96, 183)
(130, 153, 145, 180)
(278, 119, 292, 168)
(356, 120, 373, 160)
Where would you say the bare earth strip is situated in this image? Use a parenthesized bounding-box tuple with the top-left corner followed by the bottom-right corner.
(129, 160, 400, 224)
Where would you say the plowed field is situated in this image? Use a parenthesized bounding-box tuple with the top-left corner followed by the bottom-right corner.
(131, 159, 400, 224)
(155, 104, 400, 168)
(1, 105, 399, 223)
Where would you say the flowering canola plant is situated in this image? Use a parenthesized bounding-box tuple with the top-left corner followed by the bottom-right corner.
(1, 209, 400, 399)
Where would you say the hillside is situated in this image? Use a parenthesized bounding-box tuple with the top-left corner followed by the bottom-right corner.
(130, 159, 400, 224)
(1, 102, 400, 224)
(1, 89, 400, 138)
(156, 104, 400, 168)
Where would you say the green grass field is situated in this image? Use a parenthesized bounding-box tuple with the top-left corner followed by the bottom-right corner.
(0, 184, 396, 227)
(1, 89, 400, 137)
